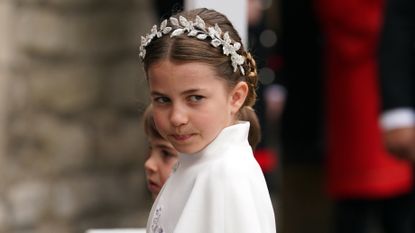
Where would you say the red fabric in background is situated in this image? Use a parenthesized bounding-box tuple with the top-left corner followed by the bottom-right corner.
(316, 0, 413, 199)
(254, 148, 278, 173)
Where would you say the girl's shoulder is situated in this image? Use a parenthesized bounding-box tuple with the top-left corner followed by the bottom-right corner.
(199, 148, 260, 183)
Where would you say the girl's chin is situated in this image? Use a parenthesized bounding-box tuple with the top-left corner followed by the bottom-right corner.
(175, 144, 207, 154)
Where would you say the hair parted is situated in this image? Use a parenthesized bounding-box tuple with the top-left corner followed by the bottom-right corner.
(140, 8, 258, 108)
(140, 15, 245, 74)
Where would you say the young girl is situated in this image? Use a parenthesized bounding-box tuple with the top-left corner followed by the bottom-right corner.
(140, 8, 276, 233)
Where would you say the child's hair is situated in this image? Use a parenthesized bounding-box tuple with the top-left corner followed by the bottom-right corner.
(141, 8, 259, 109)
(143, 105, 163, 140)
(239, 107, 261, 150)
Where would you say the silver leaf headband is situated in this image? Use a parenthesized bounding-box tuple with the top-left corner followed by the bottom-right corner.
(139, 15, 246, 75)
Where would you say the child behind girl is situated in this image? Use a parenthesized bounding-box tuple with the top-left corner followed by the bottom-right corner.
(143, 105, 262, 200)
(140, 8, 276, 233)
(143, 105, 179, 200)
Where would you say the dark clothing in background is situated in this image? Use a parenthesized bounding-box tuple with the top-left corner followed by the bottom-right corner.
(280, 0, 330, 232)
(379, 0, 415, 111)
(280, 0, 324, 165)
(379, 0, 415, 231)
(334, 195, 413, 233)
(153, 0, 184, 20)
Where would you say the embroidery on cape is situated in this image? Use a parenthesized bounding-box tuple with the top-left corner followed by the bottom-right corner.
(151, 206, 164, 233)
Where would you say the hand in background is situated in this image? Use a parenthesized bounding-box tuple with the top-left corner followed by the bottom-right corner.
(383, 126, 415, 162)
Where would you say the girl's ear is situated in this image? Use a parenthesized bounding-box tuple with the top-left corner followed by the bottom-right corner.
(230, 82, 249, 115)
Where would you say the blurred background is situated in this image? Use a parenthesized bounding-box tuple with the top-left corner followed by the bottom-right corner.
(0, 0, 153, 232)
(0, 0, 413, 233)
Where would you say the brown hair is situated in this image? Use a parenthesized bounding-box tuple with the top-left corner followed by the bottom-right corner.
(143, 8, 258, 109)
(143, 105, 163, 140)
(239, 107, 261, 150)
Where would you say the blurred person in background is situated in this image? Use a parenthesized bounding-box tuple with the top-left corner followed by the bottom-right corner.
(379, 0, 415, 162)
(316, 0, 414, 232)
(379, 0, 415, 229)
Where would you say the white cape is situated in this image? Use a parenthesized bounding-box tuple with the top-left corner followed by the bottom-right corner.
(147, 122, 276, 233)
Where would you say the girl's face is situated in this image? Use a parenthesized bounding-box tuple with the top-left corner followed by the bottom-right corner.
(144, 137, 178, 199)
(148, 60, 247, 154)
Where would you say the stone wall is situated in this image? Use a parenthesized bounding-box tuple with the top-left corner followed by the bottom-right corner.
(0, 0, 155, 232)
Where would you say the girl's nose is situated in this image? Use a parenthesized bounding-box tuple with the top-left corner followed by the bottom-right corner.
(170, 105, 188, 127)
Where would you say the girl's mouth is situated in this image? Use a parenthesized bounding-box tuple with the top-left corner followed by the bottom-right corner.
(172, 134, 193, 142)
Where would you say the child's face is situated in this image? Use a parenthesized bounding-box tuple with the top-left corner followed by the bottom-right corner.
(148, 60, 244, 154)
(144, 137, 178, 199)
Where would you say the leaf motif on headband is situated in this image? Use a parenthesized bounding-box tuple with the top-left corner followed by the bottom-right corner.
(160, 20, 172, 34)
(179, 16, 190, 27)
(211, 39, 221, 48)
(171, 29, 185, 37)
(196, 34, 208, 40)
(195, 16, 205, 29)
(170, 17, 179, 26)
(188, 30, 198, 37)
(139, 14, 245, 75)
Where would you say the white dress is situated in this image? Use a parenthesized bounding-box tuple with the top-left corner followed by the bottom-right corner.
(146, 121, 276, 233)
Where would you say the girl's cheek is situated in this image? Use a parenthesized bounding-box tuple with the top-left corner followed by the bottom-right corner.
(153, 114, 169, 134)
(152, 111, 162, 125)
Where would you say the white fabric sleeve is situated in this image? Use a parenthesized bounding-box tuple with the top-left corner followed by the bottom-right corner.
(380, 108, 415, 130)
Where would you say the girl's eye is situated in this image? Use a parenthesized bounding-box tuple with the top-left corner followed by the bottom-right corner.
(188, 95, 204, 102)
(153, 96, 170, 104)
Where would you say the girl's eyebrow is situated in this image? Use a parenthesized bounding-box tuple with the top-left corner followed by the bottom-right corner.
(181, 88, 203, 95)
(150, 88, 205, 96)
(150, 90, 165, 96)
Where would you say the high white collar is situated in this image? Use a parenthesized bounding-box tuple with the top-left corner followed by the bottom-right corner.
(178, 121, 250, 167)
